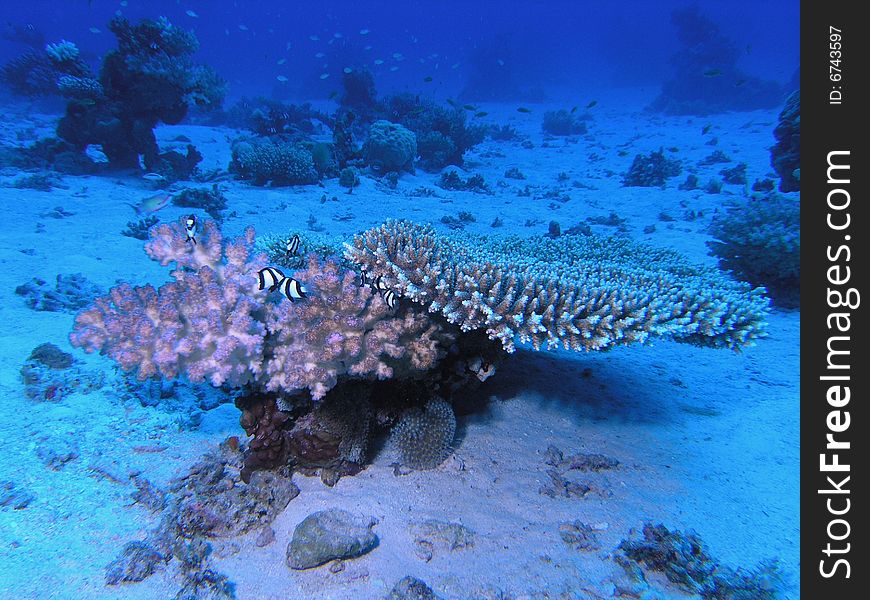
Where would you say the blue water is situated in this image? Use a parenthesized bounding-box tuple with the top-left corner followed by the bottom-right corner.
(0, 1, 800, 599)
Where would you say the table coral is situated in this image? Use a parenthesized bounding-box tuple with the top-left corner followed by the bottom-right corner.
(345, 220, 769, 353)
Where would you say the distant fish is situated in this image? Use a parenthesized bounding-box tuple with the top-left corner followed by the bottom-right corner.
(474, 111, 488, 118)
(667, 146, 680, 153)
(278, 277, 307, 302)
(735, 79, 747, 87)
(328, 90, 338, 99)
(276, 75, 289, 83)
(320, 73, 330, 79)
(446, 98, 457, 107)
(463, 104, 477, 111)
(364, 45, 372, 51)
(701, 124, 713, 135)
(89, 27, 101, 34)
(285, 234, 301, 257)
(277, 58, 286, 65)
(359, 29, 370, 35)
(703, 68, 723, 78)
(142, 172, 166, 182)
(570, 106, 578, 113)
(382, 289, 398, 309)
(120, 0, 128, 5)
(186, 10, 199, 18)
(389, 66, 399, 72)
(392, 52, 403, 60)
(184, 215, 197, 244)
(315, 52, 325, 58)
(586, 100, 597, 109)
(257, 267, 285, 292)
(333, 32, 343, 38)
(516, 106, 531, 113)
(128, 192, 172, 215)
(343, 67, 353, 74)
(423, 76, 433, 82)
(309, 35, 319, 41)
(373, 59, 384, 65)
(497, 59, 505, 66)
(238, 24, 249, 31)
(451, 63, 460, 69)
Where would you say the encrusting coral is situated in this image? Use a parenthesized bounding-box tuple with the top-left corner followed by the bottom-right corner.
(345, 220, 769, 353)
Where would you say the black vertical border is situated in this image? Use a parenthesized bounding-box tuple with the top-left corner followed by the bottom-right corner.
(802, 0, 867, 596)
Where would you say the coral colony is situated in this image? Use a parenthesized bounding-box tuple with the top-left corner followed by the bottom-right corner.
(70, 218, 769, 484)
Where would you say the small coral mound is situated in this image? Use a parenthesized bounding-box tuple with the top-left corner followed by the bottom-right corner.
(230, 137, 319, 186)
(771, 90, 800, 192)
(346, 220, 769, 353)
(623, 148, 682, 187)
(618, 523, 783, 598)
(363, 120, 417, 173)
(707, 193, 800, 308)
(391, 399, 456, 470)
(542, 109, 588, 136)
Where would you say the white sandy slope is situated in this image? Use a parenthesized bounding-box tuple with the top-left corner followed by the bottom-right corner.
(0, 94, 799, 599)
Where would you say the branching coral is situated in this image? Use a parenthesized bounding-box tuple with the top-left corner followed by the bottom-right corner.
(707, 193, 800, 308)
(263, 255, 450, 400)
(345, 220, 769, 353)
(70, 221, 268, 387)
(70, 220, 452, 401)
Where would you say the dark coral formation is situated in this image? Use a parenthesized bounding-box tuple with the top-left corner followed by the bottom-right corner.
(542, 109, 588, 136)
(56, 17, 223, 174)
(1, 40, 90, 97)
(229, 137, 319, 185)
(437, 170, 489, 193)
(771, 90, 800, 192)
(15, 273, 103, 312)
(172, 185, 228, 221)
(382, 93, 485, 171)
(649, 6, 784, 115)
(623, 148, 682, 187)
(707, 193, 800, 308)
(618, 523, 782, 599)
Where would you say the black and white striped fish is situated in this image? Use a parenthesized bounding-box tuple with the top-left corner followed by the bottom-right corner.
(257, 267, 285, 292)
(359, 270, 371, 288)
(184, 215, 197, 244)
(372, 275, 390, 294)
(285, 234, 301, 257)
(382, 289, 398, 309)
(278, 277, 307, 302)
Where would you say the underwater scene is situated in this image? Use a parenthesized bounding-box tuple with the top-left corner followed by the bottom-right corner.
(0, 1, 800, 598)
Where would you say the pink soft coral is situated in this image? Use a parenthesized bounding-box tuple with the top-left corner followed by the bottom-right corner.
(264, 255, 450, 400)
(70, 221, 451, 400)
(71, 221, 269, 387)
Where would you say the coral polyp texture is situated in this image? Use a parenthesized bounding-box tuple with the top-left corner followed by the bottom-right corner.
(70, 221, 268, 387)
(69, 220, 450, 401)
(345, 220, 769, 353)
